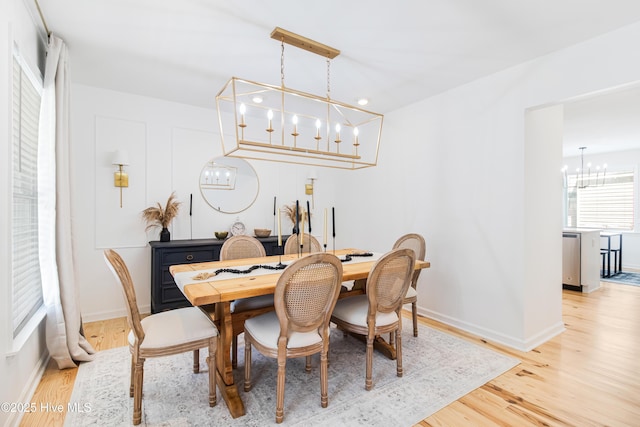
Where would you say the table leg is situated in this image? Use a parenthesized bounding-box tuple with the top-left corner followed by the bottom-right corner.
(619, 234, 623, 272)
(214, 302, 246, 418)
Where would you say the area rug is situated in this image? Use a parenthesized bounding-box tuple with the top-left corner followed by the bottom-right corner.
(601, 271, 640, 287)
(65, 324, 519, 426)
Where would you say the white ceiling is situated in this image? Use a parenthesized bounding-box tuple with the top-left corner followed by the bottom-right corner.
(563, 85, 640, 157)
(36, 0, 640, 153)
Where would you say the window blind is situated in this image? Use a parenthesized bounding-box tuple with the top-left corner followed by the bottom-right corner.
(566, 170, 635, 230)
(12, 54, 44, 337)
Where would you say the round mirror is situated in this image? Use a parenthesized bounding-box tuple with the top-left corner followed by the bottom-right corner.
(199, 157, 259, 213)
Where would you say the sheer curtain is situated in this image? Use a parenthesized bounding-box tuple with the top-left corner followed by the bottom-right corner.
(38, 34, 95, 369)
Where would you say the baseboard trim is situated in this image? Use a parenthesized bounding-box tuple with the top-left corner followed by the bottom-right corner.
(82, 304, 150, 323)
(5, 352, 50, 427)
(417, 306, 565, 352)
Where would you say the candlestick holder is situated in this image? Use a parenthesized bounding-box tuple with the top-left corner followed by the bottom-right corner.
(323, 243, 327, 252)
(276, 246, 285, 268)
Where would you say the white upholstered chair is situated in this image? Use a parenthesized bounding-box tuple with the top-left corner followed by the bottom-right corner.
(103, 249, 217, 425)
(330, 248, 415, 391)
(392, 233, 426, 337)
(219, 235, 270, 368)
(244, 253, 343, 423)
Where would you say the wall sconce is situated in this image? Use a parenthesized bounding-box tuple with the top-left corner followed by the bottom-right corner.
(305, 171, 318, 208)
(112, 150, 129, 208)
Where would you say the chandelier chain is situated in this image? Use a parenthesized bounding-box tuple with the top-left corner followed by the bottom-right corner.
(280, 38, 285, 87)
(326, 58, 331, 99)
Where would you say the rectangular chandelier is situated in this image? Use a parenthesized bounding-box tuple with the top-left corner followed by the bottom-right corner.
(215, 28, 384, 170)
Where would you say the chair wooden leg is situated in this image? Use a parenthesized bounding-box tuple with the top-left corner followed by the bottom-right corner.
(389, 332, 395, 346)
(133, 357, 144, 425)
(275, 356, 286, 423)
(365, 334, 374, 391)
(232, 336, 238, 369)
(396, 328, 404, 377)
(412, 302, 418, 337)
(193, 349, 200, 373)
(244, 337, 252, 392)
(207, 340, 217, 407)
(320, 350, 328, 408)
(129, 357, 134, 397)
(305, 355, 312, 373)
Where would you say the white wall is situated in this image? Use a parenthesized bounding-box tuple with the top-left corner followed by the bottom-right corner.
(1, 1, 48, 427)
(70, 85, 338, 321)
(338, 21, 640, 350)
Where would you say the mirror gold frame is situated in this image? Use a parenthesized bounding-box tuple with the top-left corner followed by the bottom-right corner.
(199, 157, 259, 213)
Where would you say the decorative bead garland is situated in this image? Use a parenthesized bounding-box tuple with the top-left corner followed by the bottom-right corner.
(192, 252, 374, 280)
(338, 252, 373, 262)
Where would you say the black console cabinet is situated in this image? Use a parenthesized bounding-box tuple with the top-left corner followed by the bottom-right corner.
(149, 236, 286, 313)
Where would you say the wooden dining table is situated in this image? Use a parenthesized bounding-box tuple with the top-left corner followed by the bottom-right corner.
(169, 248, 430, 418)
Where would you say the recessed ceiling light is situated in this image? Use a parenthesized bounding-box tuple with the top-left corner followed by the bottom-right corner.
(252, 96, 263, 104)
(357, 98, 369, 106)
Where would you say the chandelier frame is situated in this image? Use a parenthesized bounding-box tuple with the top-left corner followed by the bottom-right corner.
(215, 28, 384, 170)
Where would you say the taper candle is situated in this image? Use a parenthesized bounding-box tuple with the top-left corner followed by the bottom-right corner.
(273, 196, 276, 216)
(323, 208, 327, 246)
(296, 200, 300, 234)
(307, 200, 311, 233)
(277, 209, 282, 246)
(332, 207, 335, 238)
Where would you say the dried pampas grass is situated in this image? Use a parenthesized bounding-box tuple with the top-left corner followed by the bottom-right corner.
(142, 192, 181, 230)
(283, 203, 310, 224)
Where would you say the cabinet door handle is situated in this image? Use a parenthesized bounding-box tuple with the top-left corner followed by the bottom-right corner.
(186, 254, 194, 261)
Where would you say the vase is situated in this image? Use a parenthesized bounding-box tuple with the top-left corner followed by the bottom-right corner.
(160, 227, 170, 242)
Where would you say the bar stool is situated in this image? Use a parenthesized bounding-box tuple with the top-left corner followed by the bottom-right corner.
(600, 250, 609, 277)
(610, 249, 621, 275)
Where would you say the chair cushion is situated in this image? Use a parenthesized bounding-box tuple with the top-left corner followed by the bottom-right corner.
(405, 286, 417, 299)
(129, 307, 217, 350)
(231, 294, 274, 312)
(245, 311, 322, 350)
(331, 294, 398, 328)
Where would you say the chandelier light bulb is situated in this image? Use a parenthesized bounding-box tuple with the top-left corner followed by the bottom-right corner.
(292, 115, 298, 125)
(353, 127, 359, 136)
(315, 119, 321, 129)
(239, 103, 246, 115)
(267, 109, 274, 120)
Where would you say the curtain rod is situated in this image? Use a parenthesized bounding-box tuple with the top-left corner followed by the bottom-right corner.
(34, 0, 51, 37)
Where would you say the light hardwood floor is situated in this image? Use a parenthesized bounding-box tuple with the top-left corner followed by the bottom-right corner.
(20, 282, 640, 426)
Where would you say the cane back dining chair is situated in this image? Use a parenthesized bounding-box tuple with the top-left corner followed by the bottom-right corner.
(284, 233, 323, 255)
(103, 249, 217, 425)
(392, 233, 426, 337)
(330, 248, 415, 391)
(219, 235, 270, 368)
(244, 253, 343, 424)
